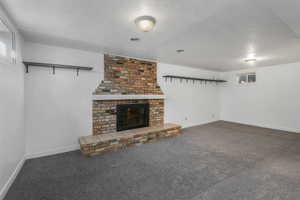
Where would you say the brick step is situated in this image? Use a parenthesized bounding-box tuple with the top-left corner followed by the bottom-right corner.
(79, 123, 181, 156)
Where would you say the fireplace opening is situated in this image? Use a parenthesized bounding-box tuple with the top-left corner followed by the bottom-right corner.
(116, 103, 149, 131)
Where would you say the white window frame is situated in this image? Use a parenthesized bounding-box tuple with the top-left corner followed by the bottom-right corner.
(237, 72, 256, 84)
(0, 18, 16, 65)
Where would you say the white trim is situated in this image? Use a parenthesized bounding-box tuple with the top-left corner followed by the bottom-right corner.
(0, 145, 79, 199)
(25, 144, 80, 159)
(181, 119, 220, 129)
(221, 119, 300, 134)
(93, 94, 166, 100)
(103, 53, 158, 63)
(0, 157, 25, 200)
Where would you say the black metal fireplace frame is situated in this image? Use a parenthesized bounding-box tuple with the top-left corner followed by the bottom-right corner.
(116, 103, 150, 131)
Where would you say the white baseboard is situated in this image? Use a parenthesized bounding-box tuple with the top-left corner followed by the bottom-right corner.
(0, 157, 25, 200)
(182, 119, 220, 129)
(25, 144, 80, 159)
(0, 145, 80, 199)
(221, 119, 300, 134)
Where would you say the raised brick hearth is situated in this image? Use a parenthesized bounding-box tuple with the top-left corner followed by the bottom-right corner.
(80, 123, 181, 156)
(79, 55, 181, 156)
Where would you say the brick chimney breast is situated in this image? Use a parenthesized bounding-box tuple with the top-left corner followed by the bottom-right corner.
(94, 55, 163, 95)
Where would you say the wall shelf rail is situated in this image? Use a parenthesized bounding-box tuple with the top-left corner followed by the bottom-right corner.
(23, 61, 93, 75)
(162, 75, 226, 84)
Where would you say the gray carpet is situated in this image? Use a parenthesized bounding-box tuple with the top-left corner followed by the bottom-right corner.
(5, 121, 300, 200)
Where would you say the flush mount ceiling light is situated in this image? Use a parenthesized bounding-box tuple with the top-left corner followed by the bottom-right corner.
(244, 58, 257, 63)
(244, 53, 257, 63)
(135, 16, 156, 32)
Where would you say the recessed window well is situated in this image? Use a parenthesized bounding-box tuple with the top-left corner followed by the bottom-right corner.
(0, 18, 16, 64)
(237, 72, 256, 84)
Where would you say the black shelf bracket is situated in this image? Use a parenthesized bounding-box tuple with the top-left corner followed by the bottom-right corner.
(23, 61, 93, 75)
(163, 75, 227, 84)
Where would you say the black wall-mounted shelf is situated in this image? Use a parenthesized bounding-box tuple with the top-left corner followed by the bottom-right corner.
(23, 61, 93, 75)
(163, 75, 227, 83)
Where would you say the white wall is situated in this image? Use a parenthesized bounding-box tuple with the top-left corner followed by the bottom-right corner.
(0, 5, 25, 200)
(220, 63, 300, 133)
(23, 44, 221, 157)
(158, 63, 220, 128)
(23, 42, 103, 158)
(20, 40, 300, 168)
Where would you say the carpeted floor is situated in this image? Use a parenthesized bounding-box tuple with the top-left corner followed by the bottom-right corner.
(5, 121, 300, 200)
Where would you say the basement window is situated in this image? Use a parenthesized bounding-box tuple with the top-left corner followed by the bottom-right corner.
(0, 18, 16, 64)
(237, 72, 256, 84)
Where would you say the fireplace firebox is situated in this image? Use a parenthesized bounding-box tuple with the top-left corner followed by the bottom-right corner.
(116, 103, 149, 131)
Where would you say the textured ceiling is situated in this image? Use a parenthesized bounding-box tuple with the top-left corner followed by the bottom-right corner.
(2, 0, 300, 71)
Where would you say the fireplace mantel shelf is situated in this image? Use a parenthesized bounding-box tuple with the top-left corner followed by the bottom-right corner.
(93, 94, 166, 100)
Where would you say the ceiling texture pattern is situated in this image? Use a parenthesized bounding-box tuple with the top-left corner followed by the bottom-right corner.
(2, 0, 300, 71)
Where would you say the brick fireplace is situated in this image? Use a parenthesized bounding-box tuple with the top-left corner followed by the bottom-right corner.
(79, 55, 181, 156)
(92, 55, 164, 135)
